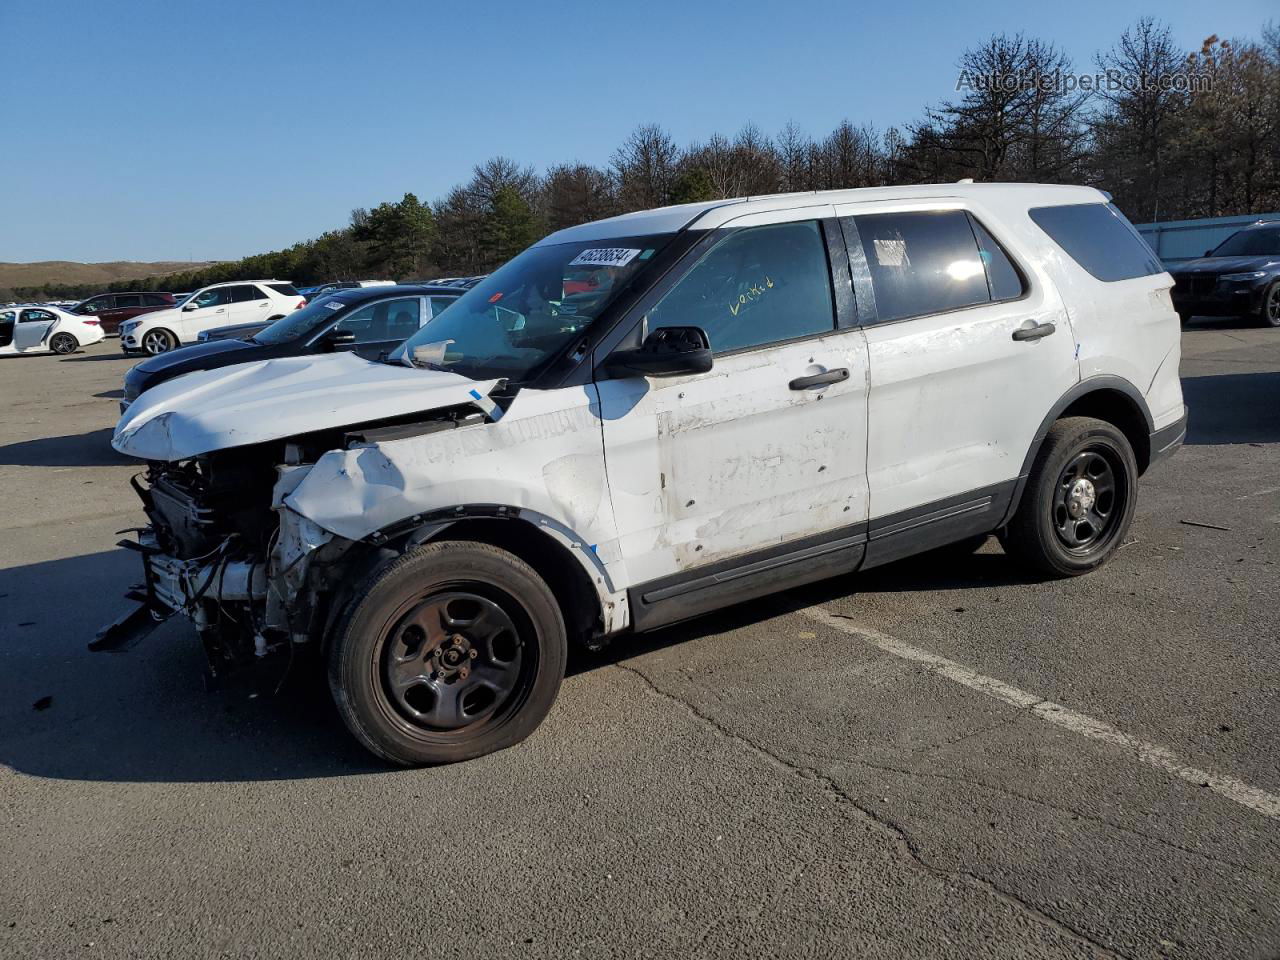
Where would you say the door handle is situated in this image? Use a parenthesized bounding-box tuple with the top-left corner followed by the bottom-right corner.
(1012, 321, 1055, 342)
(789, 367, 850, 390)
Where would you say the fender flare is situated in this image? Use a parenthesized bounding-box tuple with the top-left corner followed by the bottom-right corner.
(1001, 375, 1154, 526)
(365, 503, 628, 635)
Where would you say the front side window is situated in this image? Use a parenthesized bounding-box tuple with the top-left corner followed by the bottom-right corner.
(645, 221, 835, 353)
(854, 210, 989, 323)
(1029, 202, 1163, 282)
(191, 287, 233, 308)
(393, 233, 676, 381)
(336, 297, 422, 343)
(142, 294, 170, 306)
(1210, 227, 1280, 258)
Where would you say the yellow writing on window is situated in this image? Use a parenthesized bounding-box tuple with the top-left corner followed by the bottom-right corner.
(728, 276, 775, 317)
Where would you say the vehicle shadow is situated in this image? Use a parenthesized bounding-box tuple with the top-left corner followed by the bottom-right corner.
(1, 538, 1035, 785)
(1182, 371, 1280, 445)
(0, 427, 132, 467)
(59, 352, 135, 363)
(95, 389, 124, 399)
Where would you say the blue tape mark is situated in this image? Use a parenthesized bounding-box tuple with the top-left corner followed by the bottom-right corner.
(469, 389, 482, 400)
(589, 544, 598, 554)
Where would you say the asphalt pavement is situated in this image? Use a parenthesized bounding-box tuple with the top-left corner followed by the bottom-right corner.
(1, 320, 1277, 959)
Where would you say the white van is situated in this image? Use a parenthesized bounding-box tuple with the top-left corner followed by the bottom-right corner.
(120, 280, 304, 355)
(106, 183, 1185, 765)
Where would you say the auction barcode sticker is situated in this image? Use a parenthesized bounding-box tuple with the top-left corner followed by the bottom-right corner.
(569, 247, 641, 268)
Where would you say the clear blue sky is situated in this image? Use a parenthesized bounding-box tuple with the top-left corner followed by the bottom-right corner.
(1, 0, 1273, 263)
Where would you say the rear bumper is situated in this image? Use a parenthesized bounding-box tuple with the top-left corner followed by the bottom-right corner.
(1148, 405, 1188, 469)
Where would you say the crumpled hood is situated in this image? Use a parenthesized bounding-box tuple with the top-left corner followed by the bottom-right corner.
(113, 351, 497, 461)
(1175, 255, 1279, 274)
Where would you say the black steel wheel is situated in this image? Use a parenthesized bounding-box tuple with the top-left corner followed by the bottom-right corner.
(49, 332, 78, 355)
(1262, 281, 1280, 328)
(999, 416, 1137, 577)
(382, 591, 527, 731)
(1052, 449, 1121, 554)
(328, 541, 567, 766)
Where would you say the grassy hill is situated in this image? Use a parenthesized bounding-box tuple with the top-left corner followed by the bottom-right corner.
(0, 260, 220, 294)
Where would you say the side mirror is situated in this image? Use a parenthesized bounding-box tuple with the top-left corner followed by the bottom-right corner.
(323, 328, 357, 349)
(604, 326, 713, 378)
(182, 302, 198, 311)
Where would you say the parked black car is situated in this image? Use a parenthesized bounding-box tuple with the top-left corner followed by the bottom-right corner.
(120, 284, 466, 413)
(1170, 220, 1280, 327)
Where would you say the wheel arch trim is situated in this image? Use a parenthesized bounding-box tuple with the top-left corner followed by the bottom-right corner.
(367, 504, 629, 636)
(1002, 375, 1154, 526)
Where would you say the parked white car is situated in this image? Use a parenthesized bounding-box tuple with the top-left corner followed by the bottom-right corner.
(0, 305, 106, 355)
(107, 183, 1185, 766)
(120, 280, 304, 355)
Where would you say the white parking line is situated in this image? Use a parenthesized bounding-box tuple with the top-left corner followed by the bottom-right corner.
(802, 606, 1280, 822)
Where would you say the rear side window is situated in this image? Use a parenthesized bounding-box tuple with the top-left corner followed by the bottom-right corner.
(646, 220, 835, 354)
(1029, 203, 1162, 282)
(968, 215, 1026, 302)
(116, 294, 142, 308)
(428, 295, 458, 318)
(268, 283, 300, 297)
(227, 285, 265, 303)
(854, 210, 989, 323)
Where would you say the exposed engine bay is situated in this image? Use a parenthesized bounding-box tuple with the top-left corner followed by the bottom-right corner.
(100, 405, 486, 681)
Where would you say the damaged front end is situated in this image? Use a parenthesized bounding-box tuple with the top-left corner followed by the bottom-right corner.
(93, 444, 356, 684)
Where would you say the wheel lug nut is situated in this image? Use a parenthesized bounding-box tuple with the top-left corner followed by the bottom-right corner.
(469, 649, 478, 659)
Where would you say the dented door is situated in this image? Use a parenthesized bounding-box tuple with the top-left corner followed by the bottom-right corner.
(597, 217, 870, 587)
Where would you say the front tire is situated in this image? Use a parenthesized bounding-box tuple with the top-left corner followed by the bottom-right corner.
(327, 541, 567, 766)
(999, 416, 1137, 577)
(142, 328, 177, 355)
(49, 332, 78, 355)
(1261, 281, 1280, 328)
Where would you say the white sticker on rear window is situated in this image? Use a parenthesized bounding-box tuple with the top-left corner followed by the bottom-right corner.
(325, 301, 343, 310)
(569, 247, 641, 268)
(874, 238, 909, 267)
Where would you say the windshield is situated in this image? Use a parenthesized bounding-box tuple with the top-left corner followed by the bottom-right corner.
(252, 294, 359, 344)
(391, 234, 674, 381)
(1210, 227, 1280, 258)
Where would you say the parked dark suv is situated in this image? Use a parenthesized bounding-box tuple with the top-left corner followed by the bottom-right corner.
(120, 283, 467, 412)
(1170, 220, 1280, 327)
(71, 292, 176, 335)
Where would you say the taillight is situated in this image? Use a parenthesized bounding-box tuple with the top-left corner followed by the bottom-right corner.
(82, 319, 100, 325)
(294, 299, 304, 310)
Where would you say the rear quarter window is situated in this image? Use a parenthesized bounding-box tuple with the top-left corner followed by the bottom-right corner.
(1029, 203, 1163, 282)
(268, 283, 300, 297)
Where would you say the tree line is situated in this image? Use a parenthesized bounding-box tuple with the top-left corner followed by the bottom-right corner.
(12, 17, 1278, 302)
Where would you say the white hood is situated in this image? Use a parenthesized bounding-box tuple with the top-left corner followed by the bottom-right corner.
(113, 351, 498, 461)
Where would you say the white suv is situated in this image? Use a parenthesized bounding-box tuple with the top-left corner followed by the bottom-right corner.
(107, 183, 1186, 766)
(121, 280, 304, 355)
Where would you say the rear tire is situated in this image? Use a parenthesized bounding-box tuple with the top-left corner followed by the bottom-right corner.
(999, 416, 1137, 578)
(142, 328, 177, 355)
(49, 332, 78, 355)
(327, 541, 567, 766)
